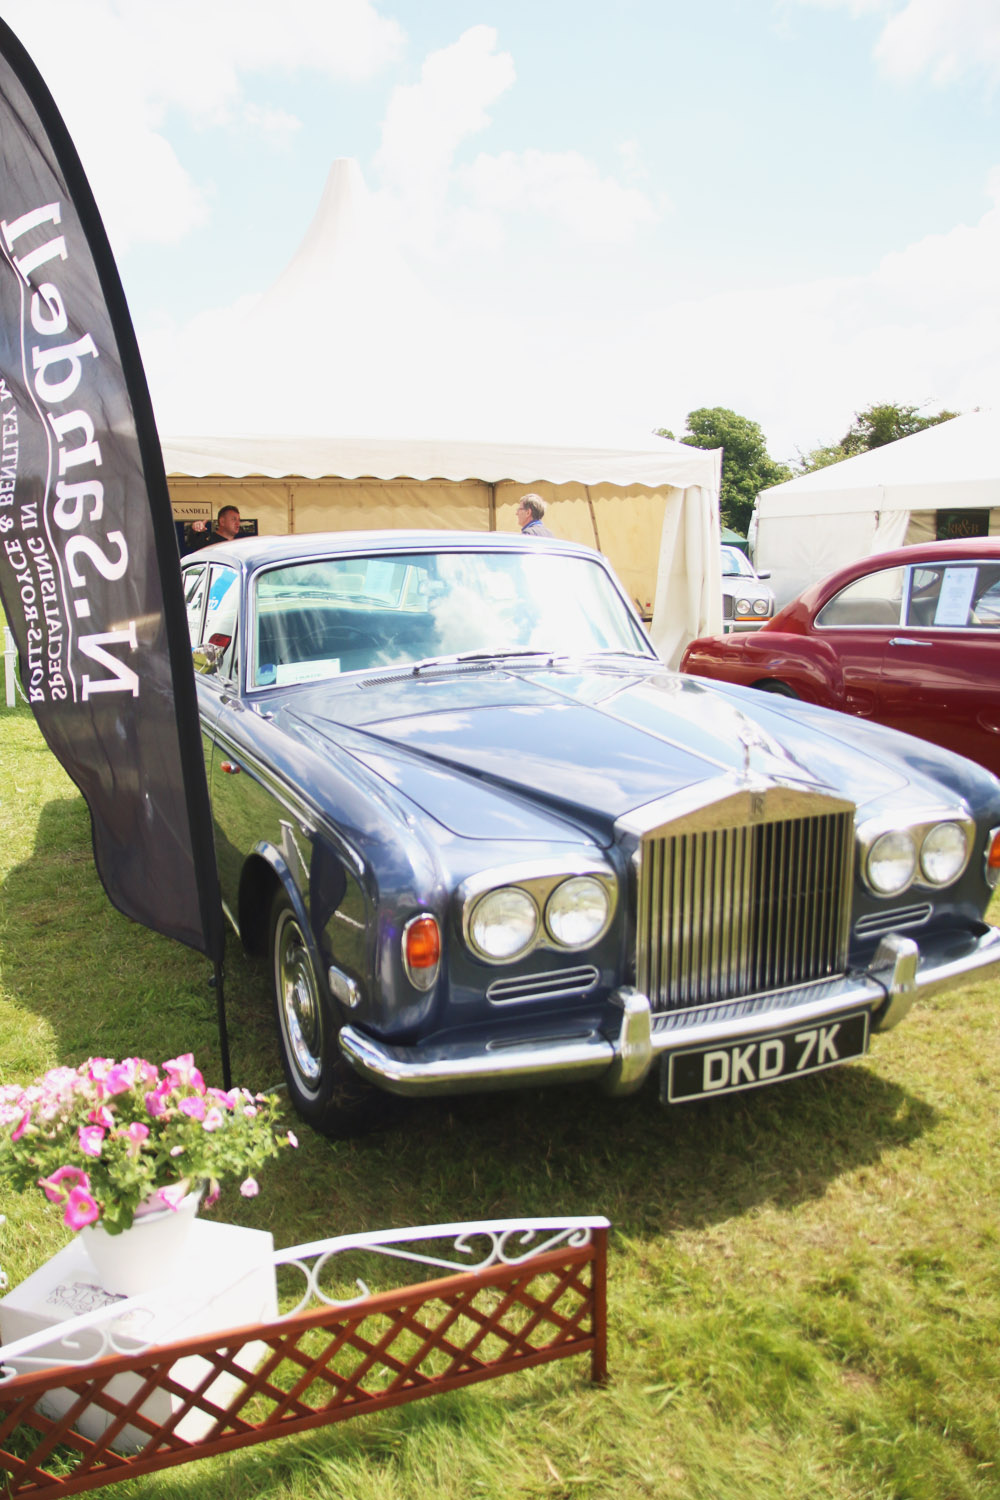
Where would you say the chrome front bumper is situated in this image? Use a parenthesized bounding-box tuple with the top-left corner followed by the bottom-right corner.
(338, 924, 1000, 1100)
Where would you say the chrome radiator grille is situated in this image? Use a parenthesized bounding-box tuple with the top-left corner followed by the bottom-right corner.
(636, 810, 853, 1012)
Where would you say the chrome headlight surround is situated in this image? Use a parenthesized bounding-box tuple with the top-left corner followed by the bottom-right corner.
(752, 597, 769, 617)
(858, 811, 975, 898)
(460, 860, 618, 965)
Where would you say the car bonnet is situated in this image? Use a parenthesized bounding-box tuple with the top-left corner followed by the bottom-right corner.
(280, 664, 912, 839)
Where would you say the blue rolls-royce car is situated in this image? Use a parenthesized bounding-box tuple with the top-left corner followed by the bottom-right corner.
(182, 532, 1000, 1135)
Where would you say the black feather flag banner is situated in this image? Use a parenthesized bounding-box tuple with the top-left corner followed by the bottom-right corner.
(0, 20, 225, 972)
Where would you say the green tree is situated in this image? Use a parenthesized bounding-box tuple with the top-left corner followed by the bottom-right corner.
(656, 408, 791, 536)
(797, 402, 959, 472)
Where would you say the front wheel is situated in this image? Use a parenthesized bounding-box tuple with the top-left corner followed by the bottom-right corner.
(269, 891, 391, 1137)
(754, 679, 800, 699)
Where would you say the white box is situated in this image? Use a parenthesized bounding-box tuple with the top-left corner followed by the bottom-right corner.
(0, 1219, 277, 1452)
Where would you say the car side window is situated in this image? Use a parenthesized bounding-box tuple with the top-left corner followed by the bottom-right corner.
(902, 562, 1000, 628)
(973, 572, 1000, 626)
(815, 567, 904, 628)
(183, 565, 208, 643)
(204, 565, 240, 681)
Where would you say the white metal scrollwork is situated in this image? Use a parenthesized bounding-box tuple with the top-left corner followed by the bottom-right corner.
(0, 1215, 608, 1381)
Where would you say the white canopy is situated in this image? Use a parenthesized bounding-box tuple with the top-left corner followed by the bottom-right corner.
(162, 433, 720, 491)
(159, 156, 724, 666)
(752, 410, 1000, 605)
(164, 433, 723, 668)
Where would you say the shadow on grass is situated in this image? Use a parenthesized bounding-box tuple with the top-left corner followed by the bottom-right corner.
(0, 796, 278, 1089)
(3, 795, 938, 1250)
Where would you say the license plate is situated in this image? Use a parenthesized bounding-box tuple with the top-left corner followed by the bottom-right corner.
(664, 1010, 870, 1103)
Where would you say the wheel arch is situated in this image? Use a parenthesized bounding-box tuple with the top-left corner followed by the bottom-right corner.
(238, 847, 307, 959)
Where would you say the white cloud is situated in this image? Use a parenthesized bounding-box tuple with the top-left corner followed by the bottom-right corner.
(0, 0, 403, 250)
(874, 0, 1000, 86)
(373, 23, 517, 251)
(636, 166, 1000, 458)
(460, 149, 661, 245)
(784, 0, 1000, 86)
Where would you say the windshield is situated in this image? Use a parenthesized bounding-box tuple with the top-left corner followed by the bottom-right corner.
(721, 546, 755, 578)
(251, 549, 652, 688)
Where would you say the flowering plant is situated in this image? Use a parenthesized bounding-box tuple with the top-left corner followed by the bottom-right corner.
(0, 1055, 297, 1235)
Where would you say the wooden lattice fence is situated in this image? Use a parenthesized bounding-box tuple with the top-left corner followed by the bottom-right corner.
(0, 1217, 609, 1498)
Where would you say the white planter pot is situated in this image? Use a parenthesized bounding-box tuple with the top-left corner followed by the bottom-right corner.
(79, 1187, 203, 1295)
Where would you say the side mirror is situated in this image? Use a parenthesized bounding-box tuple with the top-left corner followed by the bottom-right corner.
(193, 641, 223, 675)
(756, 569, 771, 580)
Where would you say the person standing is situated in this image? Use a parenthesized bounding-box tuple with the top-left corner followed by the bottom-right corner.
(517, 494, 552, 537)
(185, 506, 242, 552)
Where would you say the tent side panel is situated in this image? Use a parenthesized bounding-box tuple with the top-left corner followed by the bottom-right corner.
(291, 478, 491, 533)
(169, 479, 292, 535)
(756, 509, 880, 608)
(495, 480, 670, 618)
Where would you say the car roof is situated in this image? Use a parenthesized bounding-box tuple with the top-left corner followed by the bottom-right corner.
(785, 535, 1000, 619)
(183, 529, 602, 571)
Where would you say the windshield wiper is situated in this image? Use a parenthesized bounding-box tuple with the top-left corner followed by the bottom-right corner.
(411, 648, 562, 674)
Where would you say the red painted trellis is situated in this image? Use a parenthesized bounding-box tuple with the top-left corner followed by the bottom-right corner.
(0, 1218, 609, 1498)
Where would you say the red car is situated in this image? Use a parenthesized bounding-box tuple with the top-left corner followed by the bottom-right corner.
(680, 538, 1000, 778)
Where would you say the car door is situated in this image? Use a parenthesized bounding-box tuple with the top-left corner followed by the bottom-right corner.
(873, 559, 1000, 776)
(812, 565, 906, 717)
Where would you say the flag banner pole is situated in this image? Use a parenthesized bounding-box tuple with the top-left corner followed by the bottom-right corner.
(0, 23, 227, 1046)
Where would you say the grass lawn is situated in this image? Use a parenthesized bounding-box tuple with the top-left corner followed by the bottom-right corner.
(2, 703, 999, 1499)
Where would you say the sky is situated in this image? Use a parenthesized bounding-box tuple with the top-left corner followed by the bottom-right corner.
(2, 0, 998, 462)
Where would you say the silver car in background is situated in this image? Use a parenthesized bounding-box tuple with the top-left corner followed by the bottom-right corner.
(721, 545, 775, 632)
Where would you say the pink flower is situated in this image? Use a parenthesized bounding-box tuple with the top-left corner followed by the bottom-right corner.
(179, 1095, 206, 1122)
(240, 1177, 259, 1198)
(104, 1060, 136, 1095)
(208, 1088, 237, 1109)
(287, 1131, 299, 1148)
(11, 1108, 30, 1142)
(64, 1186, 101, 1230)
(38, 1165, 90, 1203)
(122, 1122, 149, 1156)
(78, 1123, 105, 1157)
(87, 1105, 114, 1130)
(202, 1108, 224, 1132)
(203, 1182, 221, 1209)
(163, 1054, 205, 1092)
(144, 1083, 171, 1117)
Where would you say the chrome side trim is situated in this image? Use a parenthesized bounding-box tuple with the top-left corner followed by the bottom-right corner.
(854, 904, 932, 938)
(487, 966, 600, 1005)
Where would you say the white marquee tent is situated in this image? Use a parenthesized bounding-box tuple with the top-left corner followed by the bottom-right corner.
(164, 432, 723, 669)
(752, 409, 1000, 607)
(160, 156, 724, 665)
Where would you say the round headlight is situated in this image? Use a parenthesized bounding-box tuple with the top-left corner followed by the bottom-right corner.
(752, 598, 769, 616)
(469, 886, 538, 960)
(920, 822, 969, 886)
(735, 596, 752, 616)
(866, 829, 917, 895)
(546, 877, 610, 948)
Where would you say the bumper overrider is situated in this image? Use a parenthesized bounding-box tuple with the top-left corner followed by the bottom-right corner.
(338, 924, 1000, 1102)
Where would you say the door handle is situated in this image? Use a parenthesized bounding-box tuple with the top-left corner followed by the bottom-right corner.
(888, 637, 933, 647)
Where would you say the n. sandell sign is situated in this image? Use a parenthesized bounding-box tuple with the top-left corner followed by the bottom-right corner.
(0, 20, 229, 1076)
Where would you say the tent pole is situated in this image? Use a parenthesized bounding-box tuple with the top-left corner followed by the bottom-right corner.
(488, 482, 496, 531)
(585, 485, 602, 551)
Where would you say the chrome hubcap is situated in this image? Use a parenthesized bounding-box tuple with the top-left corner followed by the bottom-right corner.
(276, 911, 322, 1089)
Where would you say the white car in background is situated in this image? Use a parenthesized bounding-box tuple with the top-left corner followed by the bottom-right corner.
(721, 545, 775, 632)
